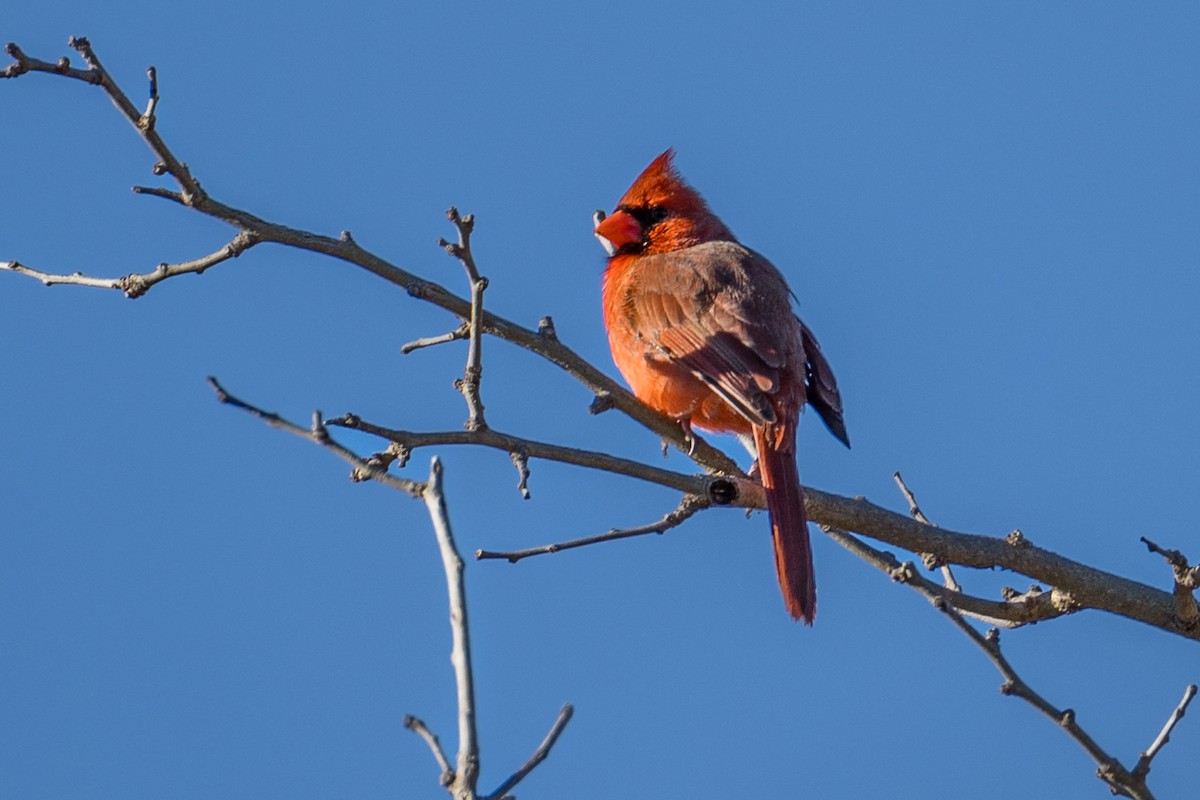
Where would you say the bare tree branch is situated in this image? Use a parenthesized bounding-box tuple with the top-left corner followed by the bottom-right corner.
(325, 413, 731, 499)
(1, 231, 257, 296)
(803, 489, 1200, 641)
(423, 458, 481, 800)
(6, 38, 1198, 644)
(6, 35, 1197, 799)
(438, 207, 489, 431)
(477, 494, 710, 563)
(826, 521, 1164, 798)
(823, 526, 1076, 626)
(2, 37, 739, 474)
(959, 624, 1150, 798)
(1, 260, 125, 290)
(204, 392, 574, 798)
(404, 458, 573, 798)
(205, 377, 425, 497)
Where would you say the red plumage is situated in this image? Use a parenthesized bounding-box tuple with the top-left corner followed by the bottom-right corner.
(595, 150, 848, 623)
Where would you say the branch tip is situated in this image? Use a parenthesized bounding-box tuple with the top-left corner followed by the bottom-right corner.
(510, 449, 532, 499)
(589, 392, 615, 415)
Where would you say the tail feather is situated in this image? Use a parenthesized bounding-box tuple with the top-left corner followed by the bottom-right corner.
(753, 423, 816, 624)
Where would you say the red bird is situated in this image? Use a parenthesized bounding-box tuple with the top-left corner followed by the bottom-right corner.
(594, 150, 848, 623)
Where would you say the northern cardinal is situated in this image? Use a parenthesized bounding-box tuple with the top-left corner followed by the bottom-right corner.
(594, 150, 848, 623)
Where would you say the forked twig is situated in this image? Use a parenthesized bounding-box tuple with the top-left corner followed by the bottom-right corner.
(893, 471, 960, 591)
(1140, 536, 1200, 628)
(439, 208, 488, 431)
(205, 377, 425, 497)
(411, 460, 573, 799)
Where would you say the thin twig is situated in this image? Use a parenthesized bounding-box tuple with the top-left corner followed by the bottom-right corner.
(404, 714, 455, 786)
(893, 471, 961, 591)
(478, 494, 709, 563)
(953, 622, 1148, 798)
(1141, 536, 1200, 628)
(139, 65, 158, 130)
(132, 184, 186, 205)
(1133, 684, 1197, 780)
(483, 704, 575, 800)
(1, 261, 124, 290)
(402, 323, 470, 354)
(2, 232, 257, 297)
(3, 42, 98, 82)
(423, 457, 480, 800)
(205, 377, 425, 497)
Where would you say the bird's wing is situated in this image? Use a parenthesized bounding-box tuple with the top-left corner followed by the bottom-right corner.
(799, 319, 849, 447)
(627, 242, 802, 428)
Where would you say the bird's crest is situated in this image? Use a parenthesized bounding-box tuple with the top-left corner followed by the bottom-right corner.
(614, 150, 735, 250)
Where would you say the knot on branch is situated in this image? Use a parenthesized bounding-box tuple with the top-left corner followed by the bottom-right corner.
(538, 315, 558, 340)
(1006, 529, 1029, 548)
(707, 478, 736, 506)
(388, 441, 412, 468)
(118, 273, 151, 298)
(353, 450, 398, 482)
(892, 561, 918, 584)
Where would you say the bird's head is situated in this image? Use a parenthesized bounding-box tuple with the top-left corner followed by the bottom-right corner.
(594, 150, 735, 257)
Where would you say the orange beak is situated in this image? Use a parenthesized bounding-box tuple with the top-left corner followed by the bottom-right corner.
(594, 208, 644, 253)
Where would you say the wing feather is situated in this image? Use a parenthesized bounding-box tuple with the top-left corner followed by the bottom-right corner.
(626, 242, 803, 428)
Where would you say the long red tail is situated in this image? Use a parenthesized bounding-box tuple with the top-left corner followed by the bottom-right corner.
(753, 422, 816, 624)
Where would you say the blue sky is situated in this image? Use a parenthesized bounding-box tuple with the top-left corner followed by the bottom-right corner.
(2, 3, 1198, 798)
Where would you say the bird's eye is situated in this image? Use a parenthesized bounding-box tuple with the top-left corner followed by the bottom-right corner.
(620, 204, 669, 228)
